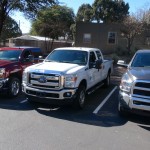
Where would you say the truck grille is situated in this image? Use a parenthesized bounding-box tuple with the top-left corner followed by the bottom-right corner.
(132, 80, 150, 99)
(28, 72, 61, 90)
(135, 82, 150, 88)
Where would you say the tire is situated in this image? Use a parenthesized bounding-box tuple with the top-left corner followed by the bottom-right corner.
(8, 77, 21, 97)
(103, 73, 110, 88)
(73, 85, 86, 109)
(118, 101, 128, 117)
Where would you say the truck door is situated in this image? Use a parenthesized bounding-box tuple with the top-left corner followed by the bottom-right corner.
(87, 51, 99, 88)
(95, 50, 104, 82)
(20, 50, 33, 70)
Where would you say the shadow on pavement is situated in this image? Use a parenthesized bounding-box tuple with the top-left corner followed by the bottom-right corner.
(34, 100, 128, 128)
(34, 102, 149, 128)
(0, 93, 34, 111)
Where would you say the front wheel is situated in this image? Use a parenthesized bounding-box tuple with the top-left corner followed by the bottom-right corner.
(73, 85, 86, 109)
(118, 101, 129, 117)
(8, 77, 21, 97)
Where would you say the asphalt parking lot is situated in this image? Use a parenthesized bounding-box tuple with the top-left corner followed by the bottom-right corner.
(0, 66, 149, 150)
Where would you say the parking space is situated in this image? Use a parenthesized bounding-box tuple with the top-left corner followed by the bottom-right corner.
(0, 66, 149, 150)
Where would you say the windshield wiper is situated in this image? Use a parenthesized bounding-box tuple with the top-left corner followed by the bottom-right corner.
(62, 61, 71, 63)
(45, 60, 60, 62)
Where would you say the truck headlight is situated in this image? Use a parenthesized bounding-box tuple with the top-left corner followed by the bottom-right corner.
(0, 68, 5, 79)
(64, 75, 77, 88)
(22, 70, 28, 84)
(120, 73, 133, 93)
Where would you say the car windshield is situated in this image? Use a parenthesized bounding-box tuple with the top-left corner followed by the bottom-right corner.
(131, 53, 150, 67)
(45, 50, 88, 65)
(0, 50, 22, 61)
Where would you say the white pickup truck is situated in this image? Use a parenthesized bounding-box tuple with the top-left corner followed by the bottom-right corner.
(22, 47, 113, 109)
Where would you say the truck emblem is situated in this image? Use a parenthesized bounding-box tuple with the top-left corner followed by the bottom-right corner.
(38, 76, 47, 83)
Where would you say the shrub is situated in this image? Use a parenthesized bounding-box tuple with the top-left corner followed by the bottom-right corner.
(115, 47, 127, 56)
(111, 53, 120, 64)
(130, 47, 139, 57)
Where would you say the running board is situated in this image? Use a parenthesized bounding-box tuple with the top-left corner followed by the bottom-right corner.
(87, 83, 104, 95)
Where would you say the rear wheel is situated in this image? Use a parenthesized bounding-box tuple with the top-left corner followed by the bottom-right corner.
(73, 85, 86, 109)
(8, 77, 21, 97)
(103, 73, 110, 88)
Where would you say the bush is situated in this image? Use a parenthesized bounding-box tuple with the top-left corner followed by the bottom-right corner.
(111, 54, 120, 64)
(130, 47, 139, 57)
(115, 47, 127, 56)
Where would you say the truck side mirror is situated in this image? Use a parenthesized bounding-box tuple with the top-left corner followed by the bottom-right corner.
(117, 60, 128, 68)
(95, 59, 102, 69)
(38, 56, 44, 62)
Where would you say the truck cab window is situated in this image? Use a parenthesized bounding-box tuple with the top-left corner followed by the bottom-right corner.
(23, 51, 31, 62)
(89, 51, 96, 69)
(89, 52, 96, 63)
(96, 51, 102, 60)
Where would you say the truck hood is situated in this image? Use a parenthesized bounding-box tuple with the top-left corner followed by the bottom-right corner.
(0, 60, 12, 67)
(29, 62, 85, 74)
(127, 67, 150, 80)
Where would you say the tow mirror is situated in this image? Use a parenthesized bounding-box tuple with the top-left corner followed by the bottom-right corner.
(95, 59, 103, 69)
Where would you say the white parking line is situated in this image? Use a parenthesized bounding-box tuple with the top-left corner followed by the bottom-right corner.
(20, 99, 27, 103)
(93, 86, 117, 114)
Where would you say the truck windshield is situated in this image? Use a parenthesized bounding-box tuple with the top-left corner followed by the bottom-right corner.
(45, 50, 88, 65)
(131, 53, 150, 67)
(0, 50, 21, 61)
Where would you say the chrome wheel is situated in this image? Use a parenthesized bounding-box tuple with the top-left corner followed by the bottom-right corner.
(104, 73, 110, 87)
(79, 89, 86, 106)
(9, 78, 21, 97)
(73, 85, 86, 109)
(11, 80, 20, 96)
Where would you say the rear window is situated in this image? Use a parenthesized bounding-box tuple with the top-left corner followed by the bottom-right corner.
(30, 48, 42, 58)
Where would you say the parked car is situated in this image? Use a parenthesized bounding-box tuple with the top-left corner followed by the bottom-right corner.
(22, 47, 113, 109)
(118, 49, 150, 116)
(0, 46, 42, 97)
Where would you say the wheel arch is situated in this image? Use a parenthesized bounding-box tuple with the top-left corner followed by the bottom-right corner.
(9, 72, 22, 81)
(78, 79, 87, 90)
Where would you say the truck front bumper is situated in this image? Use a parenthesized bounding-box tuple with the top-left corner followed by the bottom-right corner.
(22, 84, 78, 105)
(119, 90, 150, 115)
(0, 78, 9, 92)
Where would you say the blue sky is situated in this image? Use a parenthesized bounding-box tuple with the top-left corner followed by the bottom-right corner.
(11, 0, 150, 33)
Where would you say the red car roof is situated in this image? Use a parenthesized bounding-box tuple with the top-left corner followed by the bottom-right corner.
(0, 47, 24, 51)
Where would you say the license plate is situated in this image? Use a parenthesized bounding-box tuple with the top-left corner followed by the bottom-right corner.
(36, 92, 46, 97)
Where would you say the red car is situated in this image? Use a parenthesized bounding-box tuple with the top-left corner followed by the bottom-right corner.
(0, 46, 42, 97)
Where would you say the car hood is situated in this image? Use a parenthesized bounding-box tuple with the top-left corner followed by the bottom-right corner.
(0, 60, 12, 67)
(127, 67, 150, 80)
(28, 62, 85, 75)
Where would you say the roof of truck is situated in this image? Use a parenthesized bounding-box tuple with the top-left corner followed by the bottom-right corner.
(0, 46, 40, 51)
(136, 49, 150, 53)
(54, 47, 100, 52)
